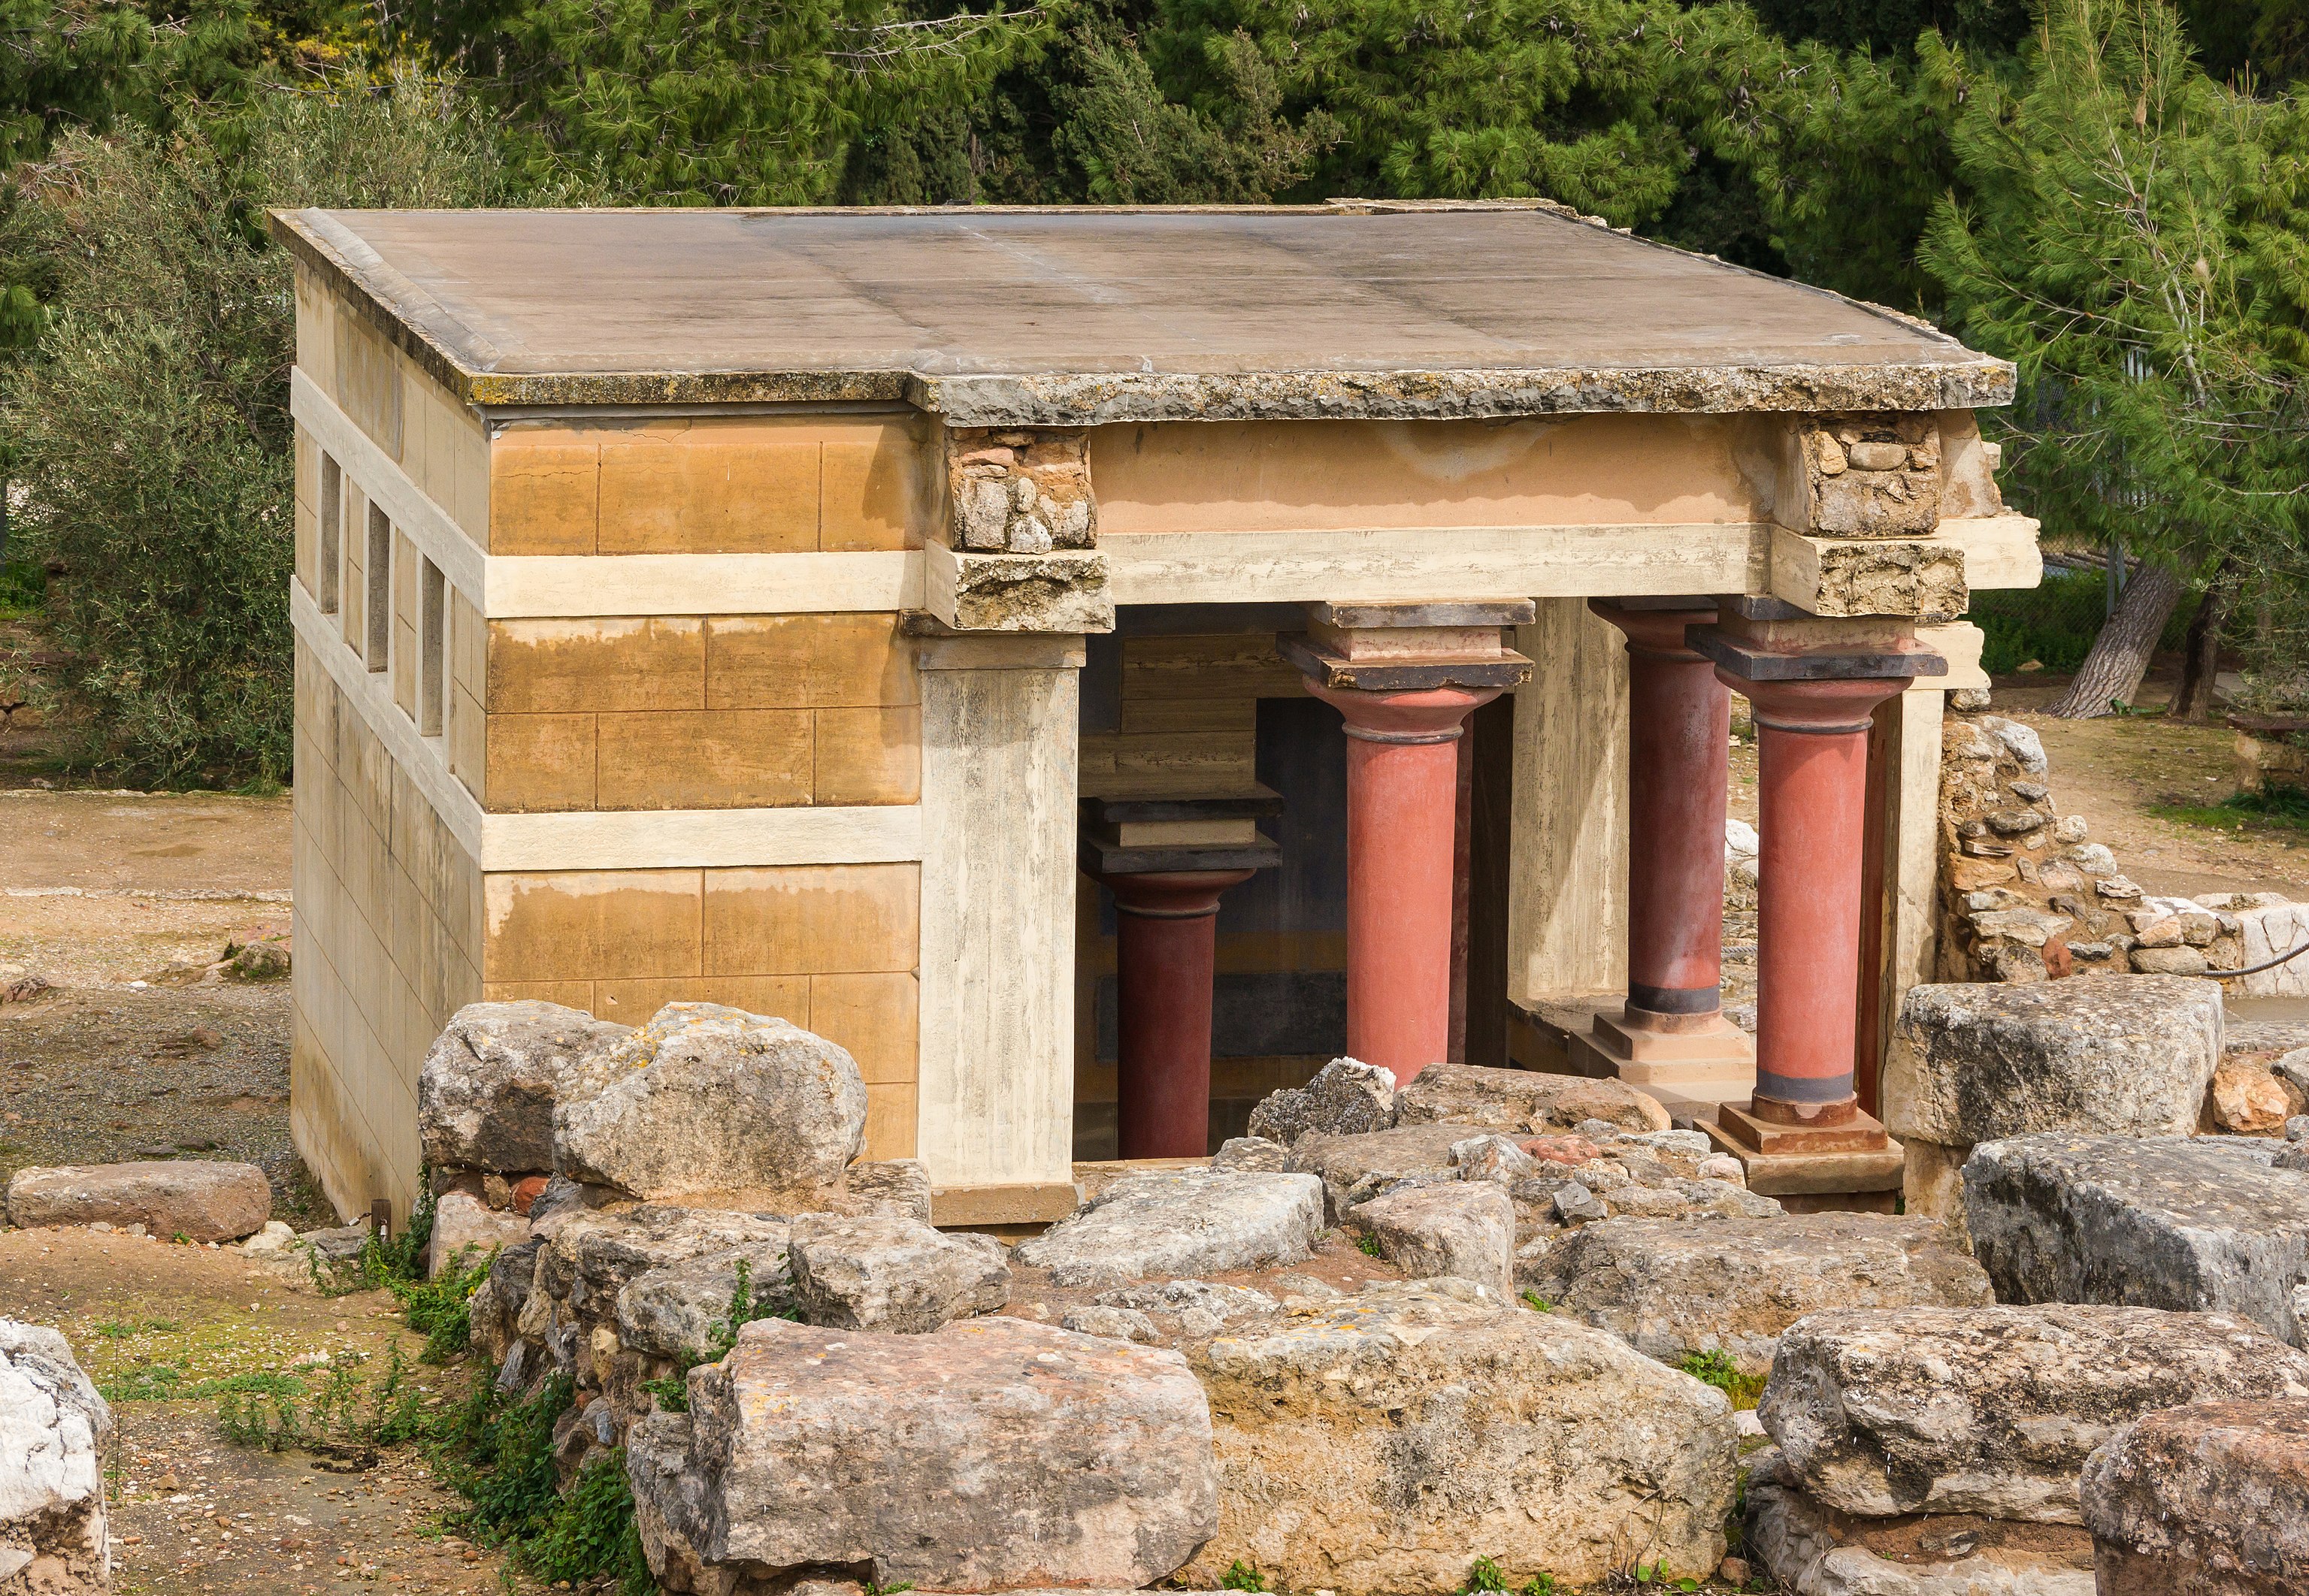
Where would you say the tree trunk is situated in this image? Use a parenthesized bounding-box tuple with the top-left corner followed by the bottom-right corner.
(2173, 561, 2238, 722)
(2047, 560, 2183, 718)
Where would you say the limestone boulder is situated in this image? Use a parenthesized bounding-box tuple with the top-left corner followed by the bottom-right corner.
(1884, 978, 2222, 1151)
(1527, 1214, 1992, 1376)
(1287, 1122, 1481, 1223)
(1182, 1280, 1737, 1593)
(1011, 1170, 1322, 1288)
(839, 1158, 933, 1223)
(553, 1004, 867, 1205)
(1210, 1135, 1289, 1173)
(1060, 1306, 1158, 1342)
(1746, 1456, 2096, 1596)
(2209, 1057, 2295, 1135)
(539, 1205, 797, 1328)
(0, 1321, 110, 1594)
(427, 1192, 534, 1278)
(1342, 1181, 1514, 1301)
(1761, 1304, 2309, 1524)
(1394, 1062, 1671, 1135)
(1094, 1280, 1276, 1339)
(1962, 1133, 2309, 1346)
(615, 1241, 799, 1360)
(2080, 1398, 2309, 1595)
(418, 1000, 634, 1174)
(625, 1314, 1217, 1593)
(1244, 1057, 1397, 1146)
(787, 1214, 1009, 1332)
(5, 1159, 271, 1242)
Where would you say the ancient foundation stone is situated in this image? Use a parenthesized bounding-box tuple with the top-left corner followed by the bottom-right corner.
(1761, 1304, 2309, 1524)
(5, 1159, 271, 1243)
(1394, 1062, 1670, 1135)
(419, 1001, 634, 1174)
(1182, 1280, 1736, 1593)
(1745, 1455, 2096, 1596)
(1962, 1132, 2309, 1347)
(625, 1315, 1216, 1594)
(1527, 1214, 1991, 1377)
(553, 1004, 866, 1205)
(0, 1321, 110, 1594)
(1011, 1170, 1322, 1288)
(2080, 1398, 2309, 1595)
(1287, 1123, 1489, 1224)
(1342, 1181, 1514, 1301)
(615, 1242, 799, 1361)
(788, 1214, 1009, 1332)
(1245, 1057, 1397, 1146)
(427, 1192, 535, 1278)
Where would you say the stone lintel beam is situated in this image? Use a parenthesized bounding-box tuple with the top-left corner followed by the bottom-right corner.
(921, 543, 1114, 635)
(1768, 527, 1969, 624)
(946, 425, 1097, 553)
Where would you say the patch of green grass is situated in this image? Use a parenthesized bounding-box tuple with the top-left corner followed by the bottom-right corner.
(1519, 1291, 1553, 1313)
(1354, 1231, 1384, 1259)
(95, 1317, 183, 1339)
(100, 1365, 304, 1402)
(1459, 1556, 1561, 1596)
(0, 558, 45, 619)
(2153, 782, 2309, 836)
(1220, 1561, 1267, 1592)
(1675, 1349, 1767, 1410)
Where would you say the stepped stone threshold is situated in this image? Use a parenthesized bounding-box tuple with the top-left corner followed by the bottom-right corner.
(269, 199, 2038, 1225)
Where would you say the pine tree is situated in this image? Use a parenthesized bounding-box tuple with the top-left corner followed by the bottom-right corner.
(1920, 0, 2307, 717)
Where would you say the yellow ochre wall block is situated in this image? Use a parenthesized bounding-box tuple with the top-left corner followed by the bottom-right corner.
(291, 635, 486, 1223)
(480, 613, 921, 814)
(489, 414, 933, 556)
(481, 863, 921, 1159)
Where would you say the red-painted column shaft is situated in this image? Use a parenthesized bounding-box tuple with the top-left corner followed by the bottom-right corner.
(1099, 869, 1253, 1159)
(1307, 682, 1502, 1084)
(1737, 676, 1908, 1117)
(1595, 605, 1729, 1023)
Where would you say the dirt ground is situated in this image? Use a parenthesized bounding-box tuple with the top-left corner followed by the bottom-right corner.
(0, 1229, 516, 1594)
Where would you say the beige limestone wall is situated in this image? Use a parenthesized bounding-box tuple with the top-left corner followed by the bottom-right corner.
(292, 635, 485, 1222)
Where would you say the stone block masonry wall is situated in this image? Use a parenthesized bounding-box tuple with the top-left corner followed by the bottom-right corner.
(292, 637, 486, 1221)
(476, 612, 919, 812)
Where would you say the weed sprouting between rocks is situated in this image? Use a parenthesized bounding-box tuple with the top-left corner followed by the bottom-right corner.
(640, 1257, 797, 1413)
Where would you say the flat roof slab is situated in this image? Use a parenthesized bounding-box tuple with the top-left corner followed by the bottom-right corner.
(277, 202, 2012, 424)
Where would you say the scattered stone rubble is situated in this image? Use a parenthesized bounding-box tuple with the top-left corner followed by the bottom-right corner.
(1183, 1278, 1737, 1593)
(1011, 1169, 1324, 1287)
(0, 1320, 110, 1595)
(1747, 1303, 2309, 1594)
(788, 1214, 1009, 1332)
(1884, 976, 2223, 1218)
(2081, 1398, 2309, 1594)
(1962, 1130, 2309, 1347)
(4, 1159, 271, 1243)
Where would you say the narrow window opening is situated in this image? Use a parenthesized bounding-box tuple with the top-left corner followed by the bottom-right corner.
(365, 502, 392, 673)
(318, 455, 342, 613)
(419, 560, 446, 736)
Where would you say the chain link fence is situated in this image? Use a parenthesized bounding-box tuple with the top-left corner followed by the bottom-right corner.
(1969, 530, 2194, 676)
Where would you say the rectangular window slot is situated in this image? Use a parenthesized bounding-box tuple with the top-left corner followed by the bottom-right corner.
(318, 455, 341, 613)
(365, 502, 392, 673)
(419, 560, 446, 736)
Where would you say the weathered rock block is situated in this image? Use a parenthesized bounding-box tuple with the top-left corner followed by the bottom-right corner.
(1393, 1062, 1670, 1135)
(2081, 1398, 2309, 1595)
(1342, 1182, 1514, 1301)
(1746, 1457, 2096, 1596)
(419, 1000, 634, 1174)
(1011, 1170, 1322, 1288)
(1884, 978, 2222, 1150)
(553, 1004, 866, 1205)
(1286, 1123, 1469, 1223)
(840, 1158, 933, 1223)
(5, 1159, 271, 1243)
(615, 1242, 798, 1361)
(0, 1321, 110, 1594)
(788, 1214, 1009, 1332)
(1962, 1132, 2309, 1346)
(427, 1192, 535, 1278)
(626, 1314, 1216, 1593)
(1209, 1136, 1288, 1173)
(1761, 1304, 2309, 1524)
(1245, 1057, 1397, 1146)
(1182, 1280, 1737, 1593)
(1528, 1214, 1992, 1376)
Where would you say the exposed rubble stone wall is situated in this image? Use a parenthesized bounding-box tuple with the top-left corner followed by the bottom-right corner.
(946, 428, 1097, 552)
(1800, 413, 1942, 537)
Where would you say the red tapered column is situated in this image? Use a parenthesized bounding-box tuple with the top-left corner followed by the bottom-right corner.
(1306, 682, 1502, 1084)
(1569, 603, 1757, 1102)
(1740, 676, 1909, 1122)
(1095, 868, 1255, 1159)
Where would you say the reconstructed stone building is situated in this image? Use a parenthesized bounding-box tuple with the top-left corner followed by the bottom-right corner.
(273, 201, 2036, 1226)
